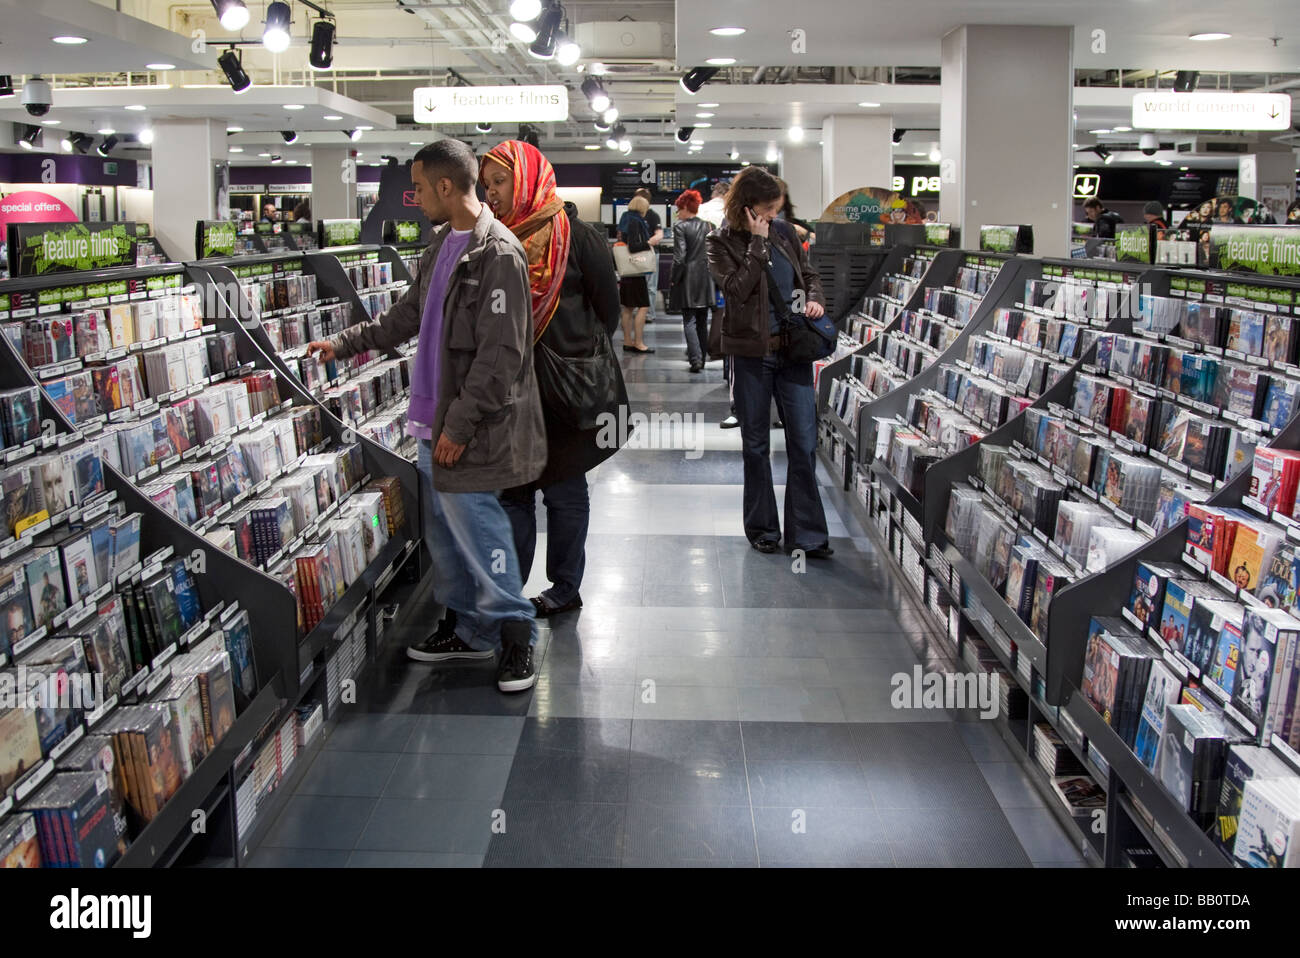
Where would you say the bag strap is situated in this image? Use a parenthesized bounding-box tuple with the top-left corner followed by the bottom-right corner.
(761, 254, 796, 330)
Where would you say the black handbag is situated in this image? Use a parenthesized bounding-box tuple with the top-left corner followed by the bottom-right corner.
(763, 256, 835, 364)
(534, 325, 625, 431)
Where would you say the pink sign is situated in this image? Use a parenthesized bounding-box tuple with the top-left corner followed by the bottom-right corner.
(0, 191, 79, 229)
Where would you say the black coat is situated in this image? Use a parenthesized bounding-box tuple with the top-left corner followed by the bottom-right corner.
(669, 216, 714, 310)
(531, 202, 626, 486)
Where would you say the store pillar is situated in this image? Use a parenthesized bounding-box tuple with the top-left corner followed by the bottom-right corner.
(779, 146, 823, 221)
(150, 119, 226, 263)
(939, 25, 1073, 257)
(311, 147, 357, 220)
(821, 115, 892, 211)
(1238, 148, 1295, 221)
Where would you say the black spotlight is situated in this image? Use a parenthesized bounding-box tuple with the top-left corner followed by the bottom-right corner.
(18, 125, 41, 150)
(344, 128, 363, 142)
(309, 19, 336, 70)
(68, 132, 94, 154)
(519, 124, 541, 148)
(594, 116, 612, 132)
(680, 66, 719, 95)
(528, 4, 562, 59)
(580, 76, 609, 113)
(281, 130, 298, 144)
(96, 134, 118, 156)
(675, 126, 695, 144)
(476, 122, 493, 133)
(218, 48, 252, 93)
(891, 127, 906, 144)
(0, 76, 13, 99)
(1173, 70, 1200, 92)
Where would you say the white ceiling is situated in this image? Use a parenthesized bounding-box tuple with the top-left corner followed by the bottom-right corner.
(0, 0, 215, 73)
(676, 0, 1300, 71)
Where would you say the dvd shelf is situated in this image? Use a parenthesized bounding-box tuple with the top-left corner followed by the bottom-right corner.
(846, 249, 1300, 867)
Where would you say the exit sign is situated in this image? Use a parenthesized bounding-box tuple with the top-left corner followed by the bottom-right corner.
(102, 162, 118, 176)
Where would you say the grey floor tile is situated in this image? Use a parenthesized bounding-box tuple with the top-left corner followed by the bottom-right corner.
(624, 858, 759, 868)
(634, 653, 736, 687)
(354, 800, 499, 854)
(404, 715, 525, 755)
(515, 716, 633, 755)
(483, 801, 625, 864)
(627, 759, 751, 806)
(529, 683, 637, 719)
(324, 713, 419, 753)
(864, 759, 1001, 810)
(955, 720, 1021, 763)
(875, 806, 1030, 867)
(295, 750, 400, 798)
(741, 722, 860, 762)
(751, 806, 892, 865)
(977, 762, 1049, 810)
(745, 761, 873, 807)
(634, 684, 740, 721)
(538, 656, 639, 686)
(851, 723, 975, 765)
(1003, 806, 1088, 863)
(629, 719, 743, 763)
(1034, 858, 1092, 868)
(261, 795, 378, 850)
(834, 687, 954, 723)
(887, 839, 1032, 867)
(246, 846, 352, 868)
(622, 803, 758, 864)
(346, 851, 485, 868)
(502, 752, 630, 804)
(382, 753, 515, 803)
(736, 686, 847, 722)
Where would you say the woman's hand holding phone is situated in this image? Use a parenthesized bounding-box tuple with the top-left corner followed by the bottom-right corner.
(745, 206, 769, 238)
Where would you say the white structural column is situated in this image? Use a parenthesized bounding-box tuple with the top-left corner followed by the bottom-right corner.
(311, 147, 358, 220)
(1238, 148, 1295, 219)
(150, 120, 226, 262)
(779, 146, 824, 221)
(821, 115, 893, 212)
(940, 25, 1073, 258)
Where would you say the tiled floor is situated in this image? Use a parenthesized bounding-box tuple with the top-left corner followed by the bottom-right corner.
(248, 312, 1086, 868)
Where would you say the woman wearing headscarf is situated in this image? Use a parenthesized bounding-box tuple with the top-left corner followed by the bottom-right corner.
(482, 140, 625, 617)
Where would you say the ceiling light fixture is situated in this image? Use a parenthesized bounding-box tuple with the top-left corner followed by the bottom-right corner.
(138, 128, 155, 146)
(125, 104, 146, 111)
(765, 143, 778, 163)
(619, 139, 632, 154)
(218, 48, 252, 92)
(309, 18, 336, 70)
(858, 101, 880, 108)
(892, 127, 906, 144)
(59, 135, 73, 152)
(729, 148, 739, 160)
(581, 76, 609, 113)
(681, 66, 719, 95)
(226, 125, 243, 133)
(695, 112, 715, 118)
(51, 36, 88, 44)
(510, 0, 542, 20)
(555, 32, 581, 66)
(41, 120, 61, 126)
(476, 121, 493, 133)
(1173, 70, 1200, 92)
(709, 26, 745, 36)
(281, 130, 298, 144)
(594, 117, 611, 132)
(284, 104, 304, 110)
(211, 0, 250, 31)
(1088, 128, 1111, 134)
(97, 127, 115, 135)
(601, 106, 618, 125)
(345, 128, 363, 141)
(675, 127, 695, 143)
(528, 4, 562, 59)
(146, 63, 176, 71)
(1189, 32, 1230, 41)
(18, 127, 39, 150)
(96, 134, 118, 156)
(584, 144, 601, 150)
(705, 57, 736, 66)
(263, 0, 292, 52)
(788, 125, 804, 142)
(323, 114, 343, 120)
(1113, 125, 1131, 132)
(928, 146, 941, 162)
(258, 152, 272, 157)
(509, 20, 538, 43)
(697, 102, 718, 108)
(229, 146, 244, 152)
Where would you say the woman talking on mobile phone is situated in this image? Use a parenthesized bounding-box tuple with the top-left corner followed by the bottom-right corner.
(705, 166, 832, 557)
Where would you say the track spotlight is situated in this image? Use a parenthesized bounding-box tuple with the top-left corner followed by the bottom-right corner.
(509, 19, 538, 43)
(344, 128, 363, 141)
(263, 0, 292, 53)
(0, 76, 13, 99)
(1173, 70, 1200, 92)
(138, 128, 155, 146)
(601, 106, 619, 126)
(594, 117, 612, 133)
(18, 125, 40, 150)
(476, 122, 493, 133)
(675, 127, 695, 144)
(680, 66, 719, 95)
(218, 48, 252, 92)
(519, 124, 541, 148)
(96, 134, 118, 156)
(555, 31, 581, 66)
(67, 132, 94, 154)
(309, 19, 336, 70)
(891, 128, 906, 144)
(211, 0, 250, 30)
(528, 4, 562, 59)
(509, 0, 541, 20)
(581, 77, 609, 113)
(282, 130, 298, 144)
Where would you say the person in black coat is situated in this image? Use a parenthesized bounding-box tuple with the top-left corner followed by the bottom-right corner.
(669, 189, 715, 373)
(484, 142, 626, 617)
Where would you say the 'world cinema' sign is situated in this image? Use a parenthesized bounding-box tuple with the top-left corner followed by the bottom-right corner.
(1131, 92, 1291, 131)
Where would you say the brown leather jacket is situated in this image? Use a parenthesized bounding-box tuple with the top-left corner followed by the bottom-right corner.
(705, 220, 825, 358)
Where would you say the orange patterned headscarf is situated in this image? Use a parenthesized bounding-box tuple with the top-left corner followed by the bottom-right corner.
(481, 140, 571, 341)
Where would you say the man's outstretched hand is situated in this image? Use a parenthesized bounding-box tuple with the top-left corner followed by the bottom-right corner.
(306, 340, 336, 362)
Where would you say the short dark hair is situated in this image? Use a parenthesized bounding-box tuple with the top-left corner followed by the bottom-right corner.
(634, 186, 653, 201)
(412, 138, 477, 194)
(1083, 198, 1103, 211)
(724, 167, 783, 230)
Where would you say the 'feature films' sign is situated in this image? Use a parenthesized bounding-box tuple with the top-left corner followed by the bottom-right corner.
(413, 85, 568, 124)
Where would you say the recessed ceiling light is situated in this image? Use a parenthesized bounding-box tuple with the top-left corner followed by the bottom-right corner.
(1190, 32, 1230, 41)
(356, 125, 373, 130)
(97, 128, 115, 135)
(1156, 159, 1172, 166)
(705, 57, 736, 66)
(584, 144, 601, 150)
(698, 102, 719, 108)
(227, 125, 244, 133)
(229, 146, 244, 152)
(1089, 128, 1111, 134)
(695, 122, 712, 128)
(1113, 125, 1131, 132)
(286, 159, 298, 164)
(1179, 165, 1189, 170)
(52, 36, 87, 44)
(41, 120, 61, 126)
(258, 152, 272, 157)
(138, 128, 154, 145)
(858, 101, 880, 108)
(125, 104, 146, 111)
(284, 104, 304, 110)
(323, 114, 343, 120)
(709, 27, 745, 36)
(690, 139, 704, 146)
(695, 112, 715, 118)
(146, 63, 175, 70)
(911, 151, 926, 156)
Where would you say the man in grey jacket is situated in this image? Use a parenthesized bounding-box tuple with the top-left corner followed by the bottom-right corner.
(307, 139, 546, 693)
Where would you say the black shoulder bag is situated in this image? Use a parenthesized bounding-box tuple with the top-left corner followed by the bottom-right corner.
(762, 249, 835, 364)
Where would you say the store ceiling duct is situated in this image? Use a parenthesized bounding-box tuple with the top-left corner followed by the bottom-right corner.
(573, 21, 670, 59)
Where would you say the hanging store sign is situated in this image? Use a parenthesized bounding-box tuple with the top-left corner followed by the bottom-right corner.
(196, 220, 237, 259)
(413, 85, 568, 124)
(1208, 225, 1300, 276)
(1131, 92, 1291, 131)
(1072, 173, 1101, 199)
(7, 221, 136, 277)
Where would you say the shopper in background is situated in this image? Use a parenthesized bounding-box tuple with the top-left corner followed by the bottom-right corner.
(293, 200, 312, 226)
(670, 189, 714, 374)
(1083, 197, 1123, 237)
(705, 166, 832, 557)
(632, 187, 664, 322)
(482, 139, 625, 619)
(617, 195, 654, 353)
(776, 180, 815, 245)
(702, 181, 741, 426)
(1142, 201, 1167, 229)
(261, 202, 277, 224)
(306, 138, 545, 693)
(698, 181, 728, 228)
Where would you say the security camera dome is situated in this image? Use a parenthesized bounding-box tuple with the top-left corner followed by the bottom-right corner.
(21, 77, 52, 117)
(1139, 132, 1159, 156)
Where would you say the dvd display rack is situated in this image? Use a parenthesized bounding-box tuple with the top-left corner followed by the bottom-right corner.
(0, 249, 423, 867)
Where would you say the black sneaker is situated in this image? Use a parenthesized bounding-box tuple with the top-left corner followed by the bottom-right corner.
(407, 615, 494, 662)
(497, 622, 537, 693)
(720, 415, 740, 429)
